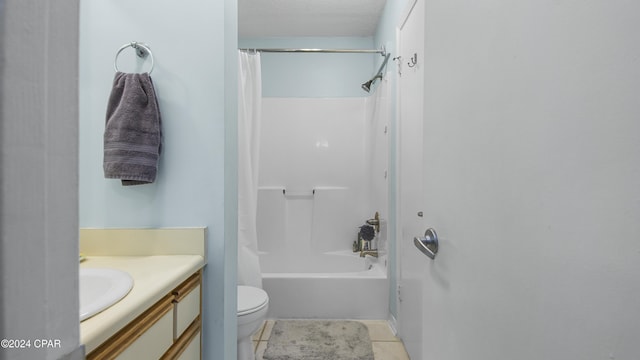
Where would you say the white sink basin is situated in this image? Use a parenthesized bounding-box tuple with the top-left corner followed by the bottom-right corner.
(80, 268, 133, 321)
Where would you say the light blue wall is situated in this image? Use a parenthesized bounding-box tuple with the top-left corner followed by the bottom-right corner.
(239, 37, 378, 97)
(78, 1, 236, 359)
(223, 0, 239, 357)
(374, 0, 410, 320)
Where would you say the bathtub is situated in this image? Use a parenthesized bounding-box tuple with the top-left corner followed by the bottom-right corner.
(260, 250, 389, 319)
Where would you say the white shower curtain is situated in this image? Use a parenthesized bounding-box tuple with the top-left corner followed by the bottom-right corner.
(238, 50, 263, 288)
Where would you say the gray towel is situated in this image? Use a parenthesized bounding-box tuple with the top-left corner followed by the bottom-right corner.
(104, 72, 162, 186)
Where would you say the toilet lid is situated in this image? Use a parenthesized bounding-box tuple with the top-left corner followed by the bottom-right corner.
(237, 286, 269, 316)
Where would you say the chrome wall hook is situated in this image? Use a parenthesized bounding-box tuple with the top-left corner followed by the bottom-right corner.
(393, 56, 403, 75)
(407, 53, 417, 68)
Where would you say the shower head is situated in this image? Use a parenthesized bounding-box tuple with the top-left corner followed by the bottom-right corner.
(361, 74, 383, 93)
(361, 53, 391, 93)
(361, 80, 373, 93)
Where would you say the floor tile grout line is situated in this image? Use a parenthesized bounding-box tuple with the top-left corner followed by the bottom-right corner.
(253, 321, 267, 352)
(258, 321, 267, 341)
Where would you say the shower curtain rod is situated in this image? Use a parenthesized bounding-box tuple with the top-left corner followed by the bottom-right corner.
(239, 48, 386, 55)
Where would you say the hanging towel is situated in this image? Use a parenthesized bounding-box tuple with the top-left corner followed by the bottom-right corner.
(103, 72, 162, 186)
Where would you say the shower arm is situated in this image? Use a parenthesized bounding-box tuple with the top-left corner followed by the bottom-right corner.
(361, 53, 391, 92)
(371, 53, 391, 80)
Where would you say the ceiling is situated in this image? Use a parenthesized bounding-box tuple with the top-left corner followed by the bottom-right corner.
(238, 0, 387, 37)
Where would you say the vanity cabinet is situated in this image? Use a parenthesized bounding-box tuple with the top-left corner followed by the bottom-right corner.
(87, 271, 202, 360)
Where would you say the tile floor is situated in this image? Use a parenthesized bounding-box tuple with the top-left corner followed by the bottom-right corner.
(252, 319, 411, 360)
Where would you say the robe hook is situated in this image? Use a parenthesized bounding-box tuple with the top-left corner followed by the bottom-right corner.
(407, 53, 418, 68)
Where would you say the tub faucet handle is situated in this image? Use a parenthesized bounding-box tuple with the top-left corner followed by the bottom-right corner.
(366, 212, 380, 233)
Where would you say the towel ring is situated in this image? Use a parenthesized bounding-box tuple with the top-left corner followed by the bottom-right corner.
(114, 42, 154, 74)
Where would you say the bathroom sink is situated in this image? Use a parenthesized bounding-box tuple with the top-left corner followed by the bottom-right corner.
(80, 268, 134, 321)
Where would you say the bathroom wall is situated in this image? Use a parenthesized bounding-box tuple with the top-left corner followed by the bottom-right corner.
(1, 1, 82, 359)
(78, 1, 237, 359)
(239, 37, 377, 97)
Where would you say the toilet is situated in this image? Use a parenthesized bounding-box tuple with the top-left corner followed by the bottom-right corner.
(237, 285, 269, 360)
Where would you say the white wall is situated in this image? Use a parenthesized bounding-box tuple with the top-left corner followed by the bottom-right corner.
(0, 1, 83, 359)
(78, 1, 237, 359)
(418, 0, 640, 358)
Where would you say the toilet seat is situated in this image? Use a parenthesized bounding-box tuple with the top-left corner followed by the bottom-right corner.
(237, 285, 269, 316)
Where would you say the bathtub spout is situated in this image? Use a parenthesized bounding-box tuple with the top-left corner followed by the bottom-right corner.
(360, 250, 378, 258)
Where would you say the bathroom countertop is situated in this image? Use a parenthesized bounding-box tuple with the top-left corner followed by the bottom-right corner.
(80, 255, 205, 354)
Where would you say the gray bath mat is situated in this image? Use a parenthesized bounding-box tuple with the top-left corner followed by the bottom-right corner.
(263, 320, 374, 360)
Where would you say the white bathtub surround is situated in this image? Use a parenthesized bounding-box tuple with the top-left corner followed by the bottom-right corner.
(259, 96, 389, 257)
(256, 88, 390, 319)
(238, 50, 264, 288)
(311, 187, 359, 254)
